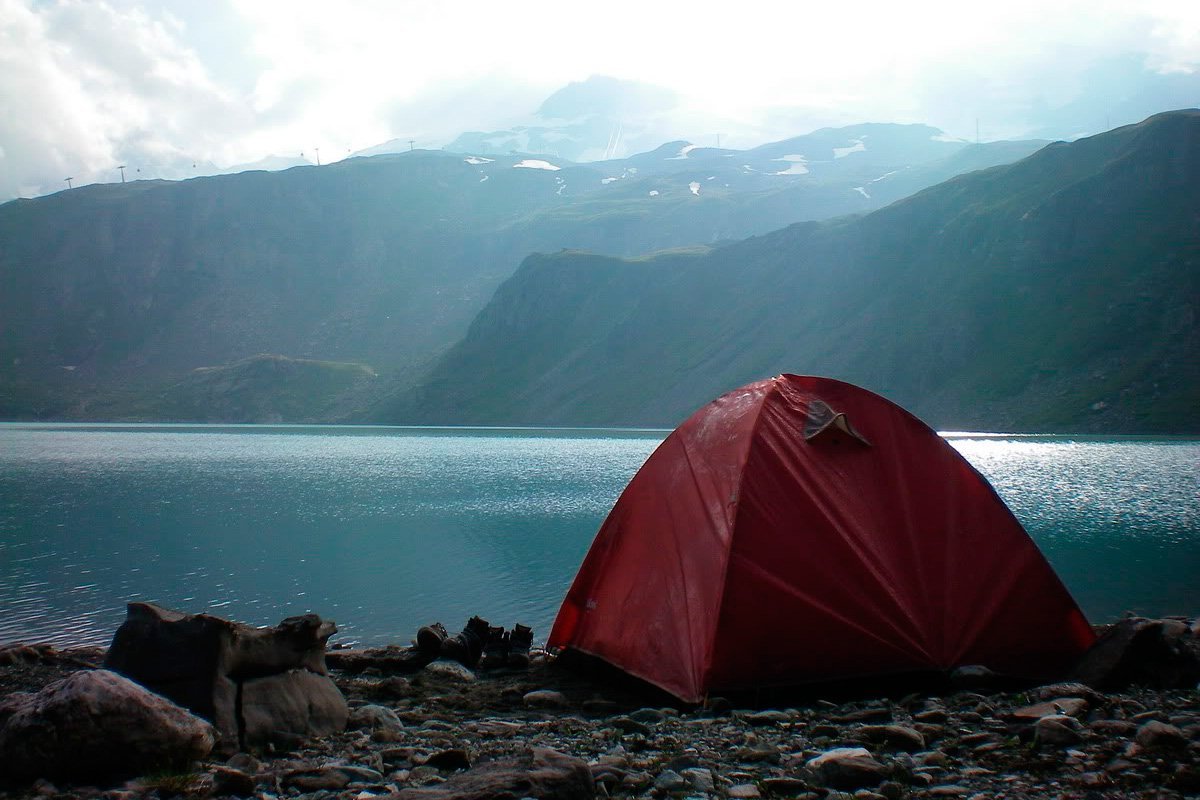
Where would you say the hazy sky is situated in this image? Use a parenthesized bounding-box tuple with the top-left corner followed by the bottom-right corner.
(2, 0, 1197, 199)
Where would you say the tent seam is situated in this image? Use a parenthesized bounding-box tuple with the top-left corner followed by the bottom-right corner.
(704, 380, 772, 691)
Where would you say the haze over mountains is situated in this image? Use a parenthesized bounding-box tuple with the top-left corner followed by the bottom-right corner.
(0, 98, 1196, 432)
(0, 116, 1044, 422)
(13, 58, 1197, 200)
(394, 111, 1199, 433)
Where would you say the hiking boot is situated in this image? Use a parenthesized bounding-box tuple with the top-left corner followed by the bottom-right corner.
(440, 616, 489, 668)
(508, 623, 533, 669)
(416, 622, 447, 655)
(480, 625, 510, 670)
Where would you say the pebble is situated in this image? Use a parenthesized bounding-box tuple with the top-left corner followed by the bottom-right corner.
(6, 638, 1200, 800)
(422, 661, 476, 682)
(629, 707, 668, 723)
(680, 767, 715, 793)
(1009, 697, 1088, 720)
(1135, 720, 1188, 751)
(349, 703, 405, 734)
(759, 777, 810, 796)
(523, 689, 568, 709)
(610, 716, 652, 736)
(1035, 714, 1084, 746)
(856, 724, 925, 752)
(211, 766, 256, 796)
(654, 769, 687, 792)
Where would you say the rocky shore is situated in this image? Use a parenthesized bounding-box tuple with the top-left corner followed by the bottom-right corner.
(2, 624, 1199, 800)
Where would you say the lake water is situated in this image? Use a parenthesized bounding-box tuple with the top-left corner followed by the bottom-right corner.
(1, 425, 1197, 648)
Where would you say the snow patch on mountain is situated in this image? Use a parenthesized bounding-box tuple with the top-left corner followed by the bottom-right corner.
(689, 181, 701, 196)
(833, 138, 867, 158)
(773, 154, 809, 175)
(464, 156, 494, 165)
(853, 186, 870, 198)
(870, 169, 902, 183)
(513, 159, 561, 171)
(667, 144, 700, 160)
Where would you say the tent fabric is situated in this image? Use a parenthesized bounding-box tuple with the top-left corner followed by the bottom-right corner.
(548, 375, 1095, 703)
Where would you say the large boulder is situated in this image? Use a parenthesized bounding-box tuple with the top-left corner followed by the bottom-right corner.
(241, 669, 348, 748)
(0, 669, 214, 785)
(393, 747, 594, 800)
(104, 602, 346, 751)
(1072, 617, 1200, 690)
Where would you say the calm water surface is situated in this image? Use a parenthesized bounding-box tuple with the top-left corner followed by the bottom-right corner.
(1, 425, 1197, 646)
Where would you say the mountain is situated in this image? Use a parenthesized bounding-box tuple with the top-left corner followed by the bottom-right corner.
(0, 123, 1045, 422)
(446, 75, 693, 162)
(390, 110, 1200, 433)
(218, 154, 312, 175)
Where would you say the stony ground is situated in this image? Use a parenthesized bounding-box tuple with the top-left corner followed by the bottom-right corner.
(1, 644, 1198, 800)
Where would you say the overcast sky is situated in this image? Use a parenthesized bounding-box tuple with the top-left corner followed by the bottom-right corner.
(2, 0, 1197, 199)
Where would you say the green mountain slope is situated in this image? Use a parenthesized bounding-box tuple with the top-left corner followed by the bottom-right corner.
(0, 123, 1037, 421)
(392, 110, 1200, 433)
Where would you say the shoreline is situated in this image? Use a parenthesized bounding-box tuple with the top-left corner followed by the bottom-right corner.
(3, 632, 1199, 800)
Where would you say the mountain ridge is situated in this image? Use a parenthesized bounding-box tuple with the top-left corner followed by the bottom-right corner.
(387, 110, 1200, 433)
(0, 122, 1036, 421)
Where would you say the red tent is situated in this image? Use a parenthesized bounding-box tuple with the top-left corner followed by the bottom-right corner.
(549, 375, 1094, 702)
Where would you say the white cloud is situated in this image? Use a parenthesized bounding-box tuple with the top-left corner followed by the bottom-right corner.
(1, 0, 1197, 199)
(0, 0, 249, 198)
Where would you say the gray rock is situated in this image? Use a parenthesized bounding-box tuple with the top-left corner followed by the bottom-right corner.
(948, 665, 1002, 690)
(1034, 714, 1084, 746)
(1072, 617, 1200, 690)
(856, 725, 925, 752)
(393, 747, 594, 800)
(758, 777, 810, 796)
(680, 768, 715, 793)
(1135, 720, 1189, 751)
(1009, 698, 1088, 721)
(332, 764, 386, 783)
(744, 709, 791, 726)
(226, 752, 261, 773)
(1035, 682, 1106, 704)
(806, 748, 889, 790)
(103, 602, 343, 751)
(655, 769, 688, 792)
(629, 707, 668, 723)
(211, 766, 256, 797)
(0, 669, 214, 784)
(349, 703, 405, 734)
(240, 668, 348, 748)
(283, 766, 351, 792)
(423, 661, 477, 682)
(610, 716, 652, 736)
(524, 689, 569, 709)
(728, 784, 761, 798)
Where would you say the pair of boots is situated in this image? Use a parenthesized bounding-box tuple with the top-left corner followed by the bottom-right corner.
(416, 616, 532, 670)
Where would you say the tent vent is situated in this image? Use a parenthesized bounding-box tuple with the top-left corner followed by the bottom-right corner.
(804, 400, 871, 446)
